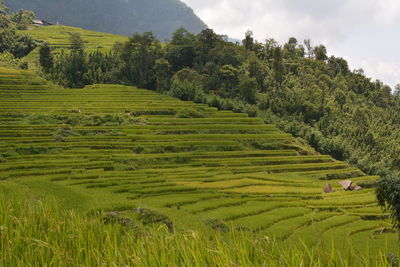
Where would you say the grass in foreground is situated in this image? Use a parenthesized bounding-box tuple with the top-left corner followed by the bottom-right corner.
(0, 195, 397, 266)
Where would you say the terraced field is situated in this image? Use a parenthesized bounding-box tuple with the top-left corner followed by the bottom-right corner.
(22, 25, 128, 51)
(19, 25, 129, 67)
(0, 66, 398, 253)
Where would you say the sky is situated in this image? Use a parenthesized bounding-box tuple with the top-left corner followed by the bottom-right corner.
(181, 0, 400, 88)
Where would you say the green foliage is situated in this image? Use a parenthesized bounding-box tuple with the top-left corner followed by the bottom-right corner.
(272, 46, 285, 86)
(169, 78, 204, 102)
(10, 9, 34, 30)
(119, 32, 160, 89)
(0, 51, 27, 68)
(69, 32, 84, 51)
(166, 27, 196, 71)
(314, 45, 328, 61)
(0, 2, 11, 28)
(0, 2, 34, 30)
(242, 30, 254, 51)
(0, 28, 36, 58)
(38, 42, 52, 71)
(169, 68, 205, 101)
(237, 74, 257, 104)
(155, 58, 172, 92)
(377, 176, 400, 229)
(218, 64, 240, 93)
(39, 45, 119, 88)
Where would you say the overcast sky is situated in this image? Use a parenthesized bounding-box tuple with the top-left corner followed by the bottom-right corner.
(181, 0, 400, 88)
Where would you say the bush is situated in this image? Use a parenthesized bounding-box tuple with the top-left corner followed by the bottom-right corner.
(169, 79, 204, 101)
(0, 52, 28, 69)
(0, 28, 37, 58)
(377, 176, 400, 229)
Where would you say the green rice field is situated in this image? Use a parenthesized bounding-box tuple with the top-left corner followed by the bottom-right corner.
(0, 66, 398, 256)
(19, 25, 129, 67)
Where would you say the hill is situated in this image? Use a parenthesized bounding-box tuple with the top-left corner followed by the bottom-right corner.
(22, 25, 129, 52)
(0, 66, 397, 254)
(19, 25, 129, 68)
(5, 0, 207, 39)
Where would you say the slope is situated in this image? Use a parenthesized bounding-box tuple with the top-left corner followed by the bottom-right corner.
(22, 25, 129, 52)
(19, 25, 129, 68)
(5, 0, 207, 39)
(0, 66, 397, 253)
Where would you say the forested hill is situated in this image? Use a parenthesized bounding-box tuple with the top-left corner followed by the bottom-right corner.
(4, 0, 207, 39)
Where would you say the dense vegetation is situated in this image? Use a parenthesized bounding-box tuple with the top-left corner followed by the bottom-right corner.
(34, 26, 400, 226)
(0, 2, 37, 63)
(4, 0, 207, 39)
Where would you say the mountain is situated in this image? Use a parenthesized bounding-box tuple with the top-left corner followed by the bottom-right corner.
(4, 0, 207, 39)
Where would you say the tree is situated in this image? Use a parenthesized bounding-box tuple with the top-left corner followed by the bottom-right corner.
(119, 32, 161, 89)
(169, 68, 204, 101)
(154, 58, 172, 92)
(283, 37, 298, 57)
(263, 38, 278, 60)
(70, 33, 85, 51)
(304, 39, 313, 58)
(314, 45, 328, 61)
(377, 176, 400, 229)
(208, 42, 242, 67)
(272, 47, 285, 87)
(195, 28, 221, 65)
(237, 75, 257, 104)
(11, 9, 35, 30)
(0, 2, 11, 28)
(243, 30, 254, 52)
(0, 2, 9, 14)
(39, 43, 53, 72)
(246, 53, 268, 91)
(166, 28, 196, 70)
(0, 28, 37, 58)
(218, 64, 240, 92)
(394, 84, 400, 97)
(170, 27, 195, 46)
(327, 56, 349, 76)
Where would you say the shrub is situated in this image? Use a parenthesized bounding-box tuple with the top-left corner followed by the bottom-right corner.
(169, 79, 204, 101)
(0, 28, 37, 58)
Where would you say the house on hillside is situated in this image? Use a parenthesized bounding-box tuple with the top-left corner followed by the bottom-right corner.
(32, 20, 52, 27)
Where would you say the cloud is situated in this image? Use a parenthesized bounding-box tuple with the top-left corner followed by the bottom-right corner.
(358, 60, 400, 87)
(182, 0, 400, 87)
(182, 0, 385, 42)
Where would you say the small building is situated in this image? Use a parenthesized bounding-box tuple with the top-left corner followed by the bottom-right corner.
(32, 20, 53, 27)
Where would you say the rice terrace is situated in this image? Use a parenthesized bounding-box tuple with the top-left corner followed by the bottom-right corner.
(0, 65, 398, 262)
(1, 1, 400, 265)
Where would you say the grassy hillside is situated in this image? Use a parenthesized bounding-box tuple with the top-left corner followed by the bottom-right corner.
(19, 25, 128, 68)
(0, 196, 395, 266)
(22, 25, 128, 51)
(0, 66, 398, 255)
(5, 0, 207, 39)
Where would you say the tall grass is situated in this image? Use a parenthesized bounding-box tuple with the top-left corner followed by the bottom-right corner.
(0, 195, 395, 266)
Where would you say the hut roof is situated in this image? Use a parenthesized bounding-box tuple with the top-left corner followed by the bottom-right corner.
(339, 180, 353, 190)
